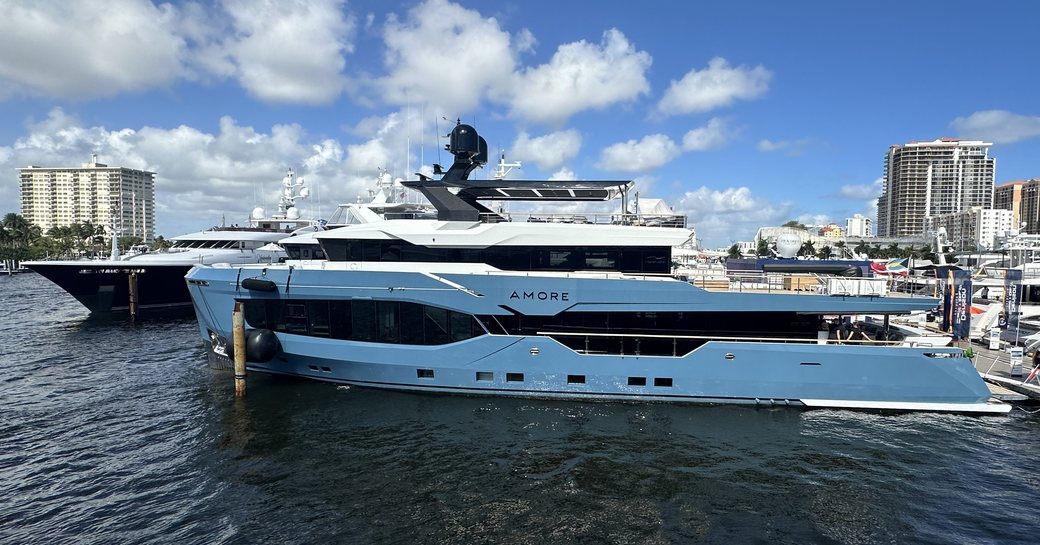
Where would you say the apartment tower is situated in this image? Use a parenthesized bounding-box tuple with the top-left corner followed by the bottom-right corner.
(19, 155, 156, 242)
(876, 138, 995, 237)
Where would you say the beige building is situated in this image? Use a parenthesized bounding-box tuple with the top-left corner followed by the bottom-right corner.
(19, 155, 156, 242)
(995, 179, 1040, 234)
(876, 138, 995, 237)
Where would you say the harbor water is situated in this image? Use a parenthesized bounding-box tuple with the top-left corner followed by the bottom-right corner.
(2, 273, 1038, 545)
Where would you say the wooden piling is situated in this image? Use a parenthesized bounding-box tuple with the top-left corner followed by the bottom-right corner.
(232, 301, 247, 397)
(128, 272, 139, 321)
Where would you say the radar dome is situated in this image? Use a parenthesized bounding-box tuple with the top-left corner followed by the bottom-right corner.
(299, 187, 310, 199)
(286, 207, 300, 220)
(251, 207, 266, 220)
(775, 232, 803, 258)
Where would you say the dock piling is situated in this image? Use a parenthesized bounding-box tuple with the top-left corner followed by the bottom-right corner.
(232, 301, 247, 397)
(128, 272, 139, 321)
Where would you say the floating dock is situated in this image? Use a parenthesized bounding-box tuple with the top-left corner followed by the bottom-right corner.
(971, 342, 1040, 404)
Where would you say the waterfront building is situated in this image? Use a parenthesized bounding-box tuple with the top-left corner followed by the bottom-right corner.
(818, 223, 844, 238)
(927, 207, 1012, 251)
(876, 138, 995, 237)
(846, 214, 872, 237)
(19, 155, 156, 242)
(993, 180, 1027, 231)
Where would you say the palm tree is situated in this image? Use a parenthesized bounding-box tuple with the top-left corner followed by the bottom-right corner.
(817, 245, 833, 260)
(2, 214, 41, 248)
(756, 238, 769, 257)
(727, 243, 742, 260)
(854, 241, 869, 258)
(153, 235, 172, 251)
(834, 240, 847, 258)
(799, 240, 816, 257)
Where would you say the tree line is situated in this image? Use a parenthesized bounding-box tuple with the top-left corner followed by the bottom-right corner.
(0, 213, 171, 262)
(728, 239, 939, 261)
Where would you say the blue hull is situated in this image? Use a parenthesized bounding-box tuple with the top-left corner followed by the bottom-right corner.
(187, 265, 1006, 414)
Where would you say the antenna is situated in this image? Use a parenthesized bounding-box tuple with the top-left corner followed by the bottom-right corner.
(435, 116, 443, 169)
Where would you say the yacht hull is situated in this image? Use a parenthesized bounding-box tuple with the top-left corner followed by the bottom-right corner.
(26, 262, 194, 313)
(187, 264, 1008, 414)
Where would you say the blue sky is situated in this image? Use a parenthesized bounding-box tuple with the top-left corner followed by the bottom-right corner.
(1, 0, 1038, 248)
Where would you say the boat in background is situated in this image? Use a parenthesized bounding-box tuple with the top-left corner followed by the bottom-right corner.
(26, 169, 314, 314)
(186, 121, 1007, 414)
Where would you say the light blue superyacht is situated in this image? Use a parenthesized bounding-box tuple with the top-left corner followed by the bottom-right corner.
(186, 122, 1006, 414)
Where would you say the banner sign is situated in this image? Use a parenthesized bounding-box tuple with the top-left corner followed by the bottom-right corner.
(950, 269, 972, 341)
(1001, 268, 1022, 330)
(935, 266, 952, 332)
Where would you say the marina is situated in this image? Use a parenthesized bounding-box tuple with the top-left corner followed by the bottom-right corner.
(1, 2, 1039, 543)
(2, 271, 1039, 545)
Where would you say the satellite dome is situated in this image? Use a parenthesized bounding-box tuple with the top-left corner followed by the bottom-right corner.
(251, 207, 265, 220)
(286, 207, 300, 220)
(775, 232, 803, 258)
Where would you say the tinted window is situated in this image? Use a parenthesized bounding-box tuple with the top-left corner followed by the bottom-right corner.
(424, 306, 451, 345)
(351, 300, 377, 342)
(377, 301, 400, 343)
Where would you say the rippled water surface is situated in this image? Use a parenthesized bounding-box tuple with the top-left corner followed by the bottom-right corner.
(2, 273, 1039, 544)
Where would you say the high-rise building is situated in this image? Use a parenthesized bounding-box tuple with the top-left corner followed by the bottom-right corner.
(846, 214, 872, 237)
(19, 155, 156, 242)
(993, 180, 1027, 231)
(876, 138, 995, 237)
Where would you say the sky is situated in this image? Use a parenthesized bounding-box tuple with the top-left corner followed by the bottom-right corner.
(1, 0, 1038, 249)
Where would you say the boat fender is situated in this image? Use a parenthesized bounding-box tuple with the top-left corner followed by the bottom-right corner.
(242, 278, 278, 292)
(246, 329, 280, 363)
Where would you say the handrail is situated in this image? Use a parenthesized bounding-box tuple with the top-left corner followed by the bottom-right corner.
(476, 211, 687, 228)
(536, 330, 906, 346)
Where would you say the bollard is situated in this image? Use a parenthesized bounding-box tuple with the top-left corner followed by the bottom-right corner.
(128, 272, 139, 321)
(232, 301, 247, 397)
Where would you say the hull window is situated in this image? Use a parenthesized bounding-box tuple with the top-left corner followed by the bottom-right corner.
(506, 373, 525, 382)
(628, 377, 646, 386)
(476, 371, 493, 381)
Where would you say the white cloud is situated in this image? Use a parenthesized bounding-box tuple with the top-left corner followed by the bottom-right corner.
(548, 167, 577, 181)
(0, 107, 426, 236)
(671, 186, 790, 248)
(837, 177, 884, 200)
(378, 0, 520, 114)
(509, 130, 582, 170)
(796, 213, 832, 226)
(950, 110, 1040, 145)
(220, 0, 354, 104)
(682, 118, 732, 151)
(657, 57, 771, 117)
(0, 0, 190, 99)
(505, 29, 652, 125)
(0, 0, 355, 104)
(597, 134, 680, 173)
(757, 137, 811, 155)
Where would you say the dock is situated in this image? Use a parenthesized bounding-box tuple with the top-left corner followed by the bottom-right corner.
(970, 342, 1040, 404)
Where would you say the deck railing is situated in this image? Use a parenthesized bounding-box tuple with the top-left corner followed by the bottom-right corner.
(477, 211, 687, 228)
(679, 270, 919, 297)
(536, 330, 940, 358)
